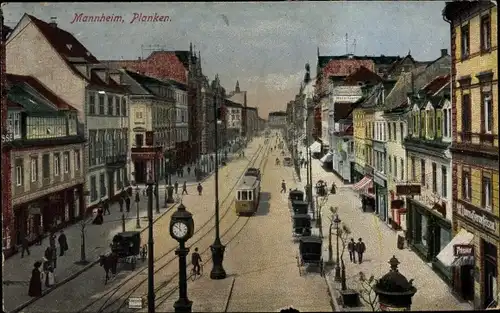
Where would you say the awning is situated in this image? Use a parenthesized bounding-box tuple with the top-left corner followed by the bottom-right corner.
(436, 229, 475, 267)
(309, 141, 322, 153)
(320, 152, 333, 163)
(353, 176, 375, 198)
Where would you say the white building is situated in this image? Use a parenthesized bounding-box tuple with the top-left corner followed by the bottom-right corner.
(225, 99, 243, 142)
(168, 80, 189, 166)
(6, 15, 131, 210)
(267, 111, 287, 128)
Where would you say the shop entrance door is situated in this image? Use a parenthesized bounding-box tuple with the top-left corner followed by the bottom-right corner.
(483, 240, 498, 308)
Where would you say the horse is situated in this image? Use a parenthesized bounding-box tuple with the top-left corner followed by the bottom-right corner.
(99, 253, 118, 284)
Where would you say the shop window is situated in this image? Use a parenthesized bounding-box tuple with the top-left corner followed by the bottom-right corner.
(415, 212, 428, 248)
(462, 169, 471, 201)
(439, 228, 451, 252)
(482, 174, 492, 210)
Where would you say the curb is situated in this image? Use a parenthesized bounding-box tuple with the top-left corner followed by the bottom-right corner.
(9, 202, 178, 313)
(324, 273, 342, 312)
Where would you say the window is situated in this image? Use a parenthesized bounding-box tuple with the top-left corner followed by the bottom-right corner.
(461, 24, 470, 59)
(42, 154, 50, 179)
(54, 153, 60, 176)
(90, 175, 97, 202)
(420, 159, 425, 185)
(482, 174, 492, 210)
(400, 158, 404, 181)
(107, 96, 114, 115)
(88, 92, 96, 115)
(400, 122, 404, 141)
(63, 152, 70, 173)
(480, 14, 491, 52)
(30, 157, 38, 182)
(135, 134, 144, 147)
(7, 112, 21, 139)
(432, 162, 437, 193)
(136, 111, 143, 119)
(98, 94, 105, 115)
(393, 122, 396, 140)
(394, 158, 397, 178)
(443, 109, 449, 137)
(100, 173, 106, 197)
(427, 110, 435, 138)
(462, 94, 471, 132)
(462, 169, 471, 200)
(121, 97, 127, 116)
(388, 123, 392, 141)
(482, 92, 493, 133)
(74, 150, 80, 171)
(115, 97, 121, 116)
(420, 112, 426, 137)
(15, 160, 23, 186)
(413, 112, 419, 134)
(441, 166, 447, 198)
(388, 155, 392, 174)
(411, 156, 416, 180)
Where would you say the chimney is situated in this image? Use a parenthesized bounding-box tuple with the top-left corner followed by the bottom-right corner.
(49, 17, 57, 28)
(440, 49, 448, 57)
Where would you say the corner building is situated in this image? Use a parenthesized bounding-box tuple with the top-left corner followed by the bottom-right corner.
(443, 2, 498, 309)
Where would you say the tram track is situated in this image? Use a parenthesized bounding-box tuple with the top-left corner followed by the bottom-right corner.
(76, 141, 268, 313)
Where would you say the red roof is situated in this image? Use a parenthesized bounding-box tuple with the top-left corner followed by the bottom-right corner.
(421, 74, 451, 96)
(344, 66, 382, 85)
(27, 14, 126, 93)
(318, 59, 375, 93)
(7, 73, 77, 110)
(7, 99, 24, 109)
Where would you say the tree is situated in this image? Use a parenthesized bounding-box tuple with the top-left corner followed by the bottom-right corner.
(326, 206, 338, 265)
(75, 217, 93, 265)
(315, 195, 329, 237)
(358, 272, 379, 311)
(337, 222, 351, 290)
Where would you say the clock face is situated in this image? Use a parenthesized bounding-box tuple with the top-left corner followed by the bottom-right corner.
(172, 222, 188, 239)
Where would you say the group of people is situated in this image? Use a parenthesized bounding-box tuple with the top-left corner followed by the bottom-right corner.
(347, 238, 367, 264)
(28, 229, 69, 297)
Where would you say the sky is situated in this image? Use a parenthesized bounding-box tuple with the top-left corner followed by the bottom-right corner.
(3, 1, 450, 118)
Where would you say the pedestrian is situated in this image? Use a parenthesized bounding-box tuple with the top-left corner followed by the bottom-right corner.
(118, 196, 124, 212)
(103, 200, 110, 215)
(49, 231, 56, 249)
(47, 264, 56, 287)
(28, 261, 43, 297)
(356, 238, 366, 264)
(174, 181, 179, 194)
(280, 180, 287, 193)
(57, 230, 68, 256)
(51, 244, 58, 269)
(125, 196, 131, 213)
(44, 246, 53, 268)
(180, 167, 184, 178)
(36, 228, 43, 246)
(187, 166, 191, 175)
(197, 183, 203, 196)
(348, 238, 356, 263)
(21, 234, 30, 258)
(182, 181, 188, 195)
(330, 182, 337, 195)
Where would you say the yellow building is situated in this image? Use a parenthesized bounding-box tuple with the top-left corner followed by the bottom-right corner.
(443, 2, 498, 309)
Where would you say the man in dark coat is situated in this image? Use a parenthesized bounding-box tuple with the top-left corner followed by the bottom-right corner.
(355, 238, 366, 264)
(21, 235, 30, 258)
(118, 196, 124, 212)
(174, 181, 179, 194)
(182, 181, 188, 195)
(28, 261, 43, 297)
(347, 238, 356, 263)
(103, 201, 111, 215)
(49, 232, 56, 249)
(58, 230, 68, 256)
(187, 166, 191, 175)
(125, 196, 131, 213)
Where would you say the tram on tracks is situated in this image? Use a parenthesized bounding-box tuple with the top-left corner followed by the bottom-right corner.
(235, 176, 261, 215)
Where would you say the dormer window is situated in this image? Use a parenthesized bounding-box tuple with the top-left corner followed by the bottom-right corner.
(66, 44, 72, 50)
(426, 108, 435, 139)
(86, 51, 91, 57)
(420, 110, 426, 137)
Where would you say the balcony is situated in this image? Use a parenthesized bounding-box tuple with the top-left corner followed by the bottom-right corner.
(451, 131, 498, 158)
(105, 154, 127, 168)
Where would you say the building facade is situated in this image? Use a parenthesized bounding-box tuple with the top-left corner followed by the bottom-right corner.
(6, 14, 131, 212)
(227, 81, 248, 137)
(268, 111, 287, 129)
(5, 74, 85, 254)
(225, 99, 243, 142)
(120, 69, 176, 184)
(246, 107, 259, 139)
(443, 2, 499, 309)
(169, 79, 189, 167)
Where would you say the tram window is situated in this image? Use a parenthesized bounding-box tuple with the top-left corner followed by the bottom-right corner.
(241, 191, 248, 200)
(237, 191, 241, 200)
(248, 191, 253, 201)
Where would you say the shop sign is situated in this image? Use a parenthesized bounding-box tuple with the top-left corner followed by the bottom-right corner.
(456, 202, 497, 233)
(396, 185, 421, 196)
(453, 244, 474, 257)
(373, 174, 386, 187)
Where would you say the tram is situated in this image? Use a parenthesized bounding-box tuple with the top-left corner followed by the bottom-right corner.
(235, 176, 261, 215)
(244, 167, 261, 180)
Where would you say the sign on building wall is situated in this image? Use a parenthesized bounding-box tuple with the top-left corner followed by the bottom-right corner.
(453, 244, 474, 257)
(396, 185, 421, 196)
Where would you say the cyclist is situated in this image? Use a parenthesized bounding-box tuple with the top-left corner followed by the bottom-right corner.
(191, 247, 202, 275)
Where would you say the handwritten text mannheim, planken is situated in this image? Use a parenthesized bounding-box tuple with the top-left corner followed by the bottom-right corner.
(70, 13, 171, 24)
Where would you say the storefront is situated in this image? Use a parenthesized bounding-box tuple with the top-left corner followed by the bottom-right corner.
(407, 198, 453, 282)
(352, 163, 365, 186)
(353, 165, 375, 212)
(374, 173, 387, 223)
(447, 200, 499, 309)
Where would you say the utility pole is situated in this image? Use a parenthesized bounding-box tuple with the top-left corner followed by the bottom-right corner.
(147, 179, 156, 312)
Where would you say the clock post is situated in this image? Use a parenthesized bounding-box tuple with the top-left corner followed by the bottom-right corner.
(170, 203, 195, 313)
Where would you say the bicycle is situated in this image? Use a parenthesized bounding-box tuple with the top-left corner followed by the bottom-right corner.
(190, 263, 203, 281)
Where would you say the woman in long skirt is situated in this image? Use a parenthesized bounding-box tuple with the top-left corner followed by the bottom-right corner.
(28, 261, 43, 297)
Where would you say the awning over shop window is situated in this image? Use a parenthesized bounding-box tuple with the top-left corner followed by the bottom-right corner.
(320, 152, 333, 163)
(353, 176, 375, 198)
(436, 229, 475, 267)
(309, 141, 322, 153)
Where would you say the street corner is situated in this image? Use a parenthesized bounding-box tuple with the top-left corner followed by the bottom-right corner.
(155, 275, 236, 312)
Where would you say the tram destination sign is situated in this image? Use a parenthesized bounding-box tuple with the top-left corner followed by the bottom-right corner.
(454, 244, 474, 257)
(396, 184, 421, 196)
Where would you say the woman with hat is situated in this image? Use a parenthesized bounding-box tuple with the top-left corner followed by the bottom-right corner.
(28, 261, 42, 297)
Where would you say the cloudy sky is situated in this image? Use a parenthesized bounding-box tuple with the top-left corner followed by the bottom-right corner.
(3, 1, 450, 118)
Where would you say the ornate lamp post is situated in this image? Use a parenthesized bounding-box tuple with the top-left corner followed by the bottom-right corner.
(374, 256, 417, 311)
(334, 213, 341, 282)
(210, 93, 226, 280)
(169, 203, 195, 312)
(164, 150, 174, 205)
(135, 186, 141, 229)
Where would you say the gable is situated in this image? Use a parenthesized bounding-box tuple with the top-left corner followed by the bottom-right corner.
(412, 103, 420, 112)
(442, 99, 451, 110)
(425, 101, 434, 111)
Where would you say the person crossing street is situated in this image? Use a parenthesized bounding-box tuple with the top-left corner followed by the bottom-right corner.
(280, 180, 287, 193)
(182, 181, 188, 195)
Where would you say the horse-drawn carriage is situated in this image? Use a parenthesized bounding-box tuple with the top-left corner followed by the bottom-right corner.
(296, 232, 324, 277)
(110, 231, 147, 270)
(292, 213, 311, 237)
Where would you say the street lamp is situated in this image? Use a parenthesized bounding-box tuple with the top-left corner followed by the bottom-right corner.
(146, 178, 156, 313)
(164, 150, 174, 205)
(169, 203, 195, 312)
(334, 213, 341, 282)
(210, 93, 226, 280)
(135, 186, 141, 229)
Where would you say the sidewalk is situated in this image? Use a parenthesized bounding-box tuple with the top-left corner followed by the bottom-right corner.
(298, 158, 472, 311)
